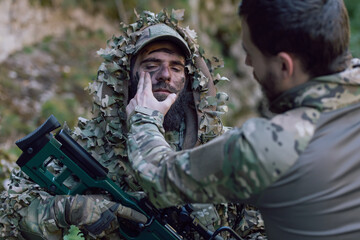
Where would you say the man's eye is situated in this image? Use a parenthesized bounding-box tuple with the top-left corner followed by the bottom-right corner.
(145, 65, 157, 70)
(171, 67, 183, 73)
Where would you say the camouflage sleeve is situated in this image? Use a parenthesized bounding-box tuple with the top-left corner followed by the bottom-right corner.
(127, 106, 320, 208)
(0, 168, 64, 240)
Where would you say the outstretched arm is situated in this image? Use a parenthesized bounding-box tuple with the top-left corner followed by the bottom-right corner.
(126, 72, 309, 209)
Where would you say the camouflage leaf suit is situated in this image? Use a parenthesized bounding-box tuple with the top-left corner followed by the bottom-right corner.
(0, 9, 265, 240)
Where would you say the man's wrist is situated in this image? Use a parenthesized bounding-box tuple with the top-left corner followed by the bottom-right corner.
(135, 106, 163, 117)
(128, 106, 165, 131)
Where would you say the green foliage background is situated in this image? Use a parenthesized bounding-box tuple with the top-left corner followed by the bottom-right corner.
(345, 0, 360, 58)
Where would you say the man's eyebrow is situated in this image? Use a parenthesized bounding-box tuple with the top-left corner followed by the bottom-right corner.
(140, 58, 161, 65)
(140, 57, 185, 67)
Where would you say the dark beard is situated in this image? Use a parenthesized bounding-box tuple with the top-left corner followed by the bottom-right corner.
(128, 77, 192, 132)
(163, 89, 193, 132)
(254, 70, 281, 103)
(129, 70, 192, 132)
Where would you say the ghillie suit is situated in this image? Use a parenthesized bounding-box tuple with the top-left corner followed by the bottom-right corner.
(75, 9, 229, 191)
(73, 8, 229, 239)
(0, 9, 265, 240)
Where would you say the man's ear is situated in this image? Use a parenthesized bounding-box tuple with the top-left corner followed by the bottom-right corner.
(277, 52, 294, 80)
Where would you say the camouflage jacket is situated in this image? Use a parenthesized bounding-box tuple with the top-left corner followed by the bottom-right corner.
(128, 59, 360, 239)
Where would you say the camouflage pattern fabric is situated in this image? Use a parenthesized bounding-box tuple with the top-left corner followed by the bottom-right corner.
(127, 104, 315, 205)
(216, 203, 266, 239)
(0, 9, 261, 240)
(127, 60, 360, 236)
(0, 169, 50, 240)
(237, 205, 266, 239)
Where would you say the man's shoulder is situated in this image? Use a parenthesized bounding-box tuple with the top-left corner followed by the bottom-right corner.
(225, 107, 321, 187)
(240, 106, 320, 137)
(271, 107, 320, 133)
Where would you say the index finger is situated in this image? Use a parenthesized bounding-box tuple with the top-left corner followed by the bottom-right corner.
(116, 205, 147, 224)
(143, 72, 153, 94)
(136, 71, 145, 95)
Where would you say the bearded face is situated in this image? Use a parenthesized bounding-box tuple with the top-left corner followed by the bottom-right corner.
(129, 41, 192, 131)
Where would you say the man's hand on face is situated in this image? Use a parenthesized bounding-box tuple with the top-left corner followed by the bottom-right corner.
(126, 71, 177, 118)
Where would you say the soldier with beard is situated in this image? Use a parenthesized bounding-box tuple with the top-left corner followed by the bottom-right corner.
(0, 9, 265, 240)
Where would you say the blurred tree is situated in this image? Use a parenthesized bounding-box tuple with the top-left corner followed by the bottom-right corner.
(345, 0, 360, 57)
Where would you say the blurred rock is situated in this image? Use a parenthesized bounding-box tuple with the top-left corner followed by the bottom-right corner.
(0, 0, 118, 63)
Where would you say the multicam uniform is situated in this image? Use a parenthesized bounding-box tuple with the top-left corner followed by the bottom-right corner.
(127, 59, 360, 240)
(0, 9, 265, 240)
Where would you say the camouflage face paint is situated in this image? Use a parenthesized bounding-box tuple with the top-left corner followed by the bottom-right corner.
(149, 70, 156, 79)
(128, 71, 141, 100)
(136, 71, 140, 83)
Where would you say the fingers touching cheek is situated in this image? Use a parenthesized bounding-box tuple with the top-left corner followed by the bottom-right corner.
(126, 99, 136, 116)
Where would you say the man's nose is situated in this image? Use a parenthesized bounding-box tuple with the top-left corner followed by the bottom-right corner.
(156, 65, 171, 82)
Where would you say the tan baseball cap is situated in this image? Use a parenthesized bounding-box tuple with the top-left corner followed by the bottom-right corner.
(134, 23, 191, 58)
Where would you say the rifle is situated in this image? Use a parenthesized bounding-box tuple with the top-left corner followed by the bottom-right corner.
(15, 115, 242, 240)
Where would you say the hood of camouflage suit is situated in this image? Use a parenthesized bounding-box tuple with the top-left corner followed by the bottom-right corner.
(127, 22, 214, 149)
(74, 9, 228, 190)
(88, 9, 229, 148)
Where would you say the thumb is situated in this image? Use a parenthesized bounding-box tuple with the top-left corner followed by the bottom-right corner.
(162, 93, 177, 113)
(115, 205, 147, 224)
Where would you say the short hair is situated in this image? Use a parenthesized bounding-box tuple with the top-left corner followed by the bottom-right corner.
(239, 0, 351, 77)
